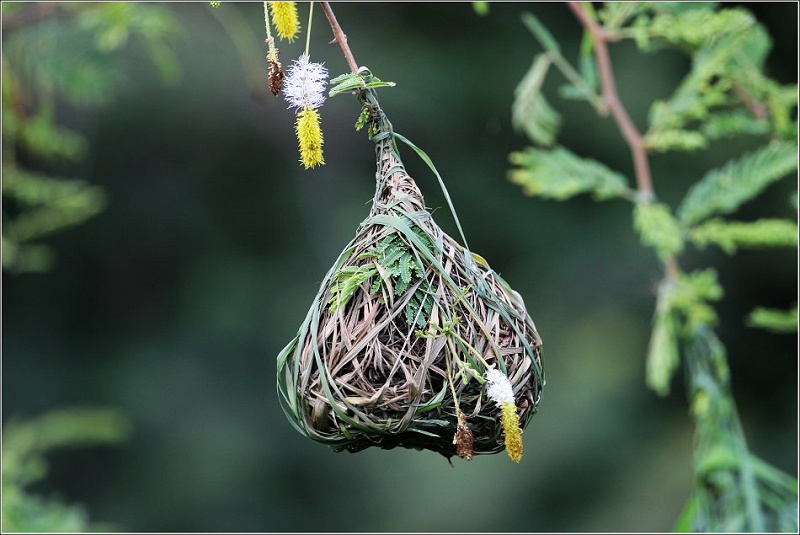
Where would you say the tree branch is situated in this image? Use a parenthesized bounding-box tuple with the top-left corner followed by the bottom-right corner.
(319, 2, 359, 74)
(568, 2, 654, 202)
(568, 2, 678, 279)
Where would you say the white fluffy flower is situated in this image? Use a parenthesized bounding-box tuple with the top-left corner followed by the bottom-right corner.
(283, 53, 328, 110)
(485, 367, 515, 406)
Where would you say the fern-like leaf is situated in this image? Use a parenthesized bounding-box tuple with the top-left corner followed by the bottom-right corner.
(701, 110, 770, 140)
(511, 54, 560, 147)
(677, 142, 798, 225)
(328, 71, 395, 98)
(509, 146, 633, 201)
(689, 218, 798, 254)
(634, 202, 685, 261)
(644, 128, 708, 152)
(327, 264, 377, 312)
(405, 287, 433, 328)
(647, 7, 758, 51)
(646, 281, 680, 396)
(746, 306, 798, 333)
(359, 227, 434, 327)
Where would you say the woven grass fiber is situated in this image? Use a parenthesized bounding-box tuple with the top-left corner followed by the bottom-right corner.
(277, 88, 544, 460)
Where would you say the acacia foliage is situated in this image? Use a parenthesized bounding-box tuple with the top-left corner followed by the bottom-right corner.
(509, 2, 797, 531)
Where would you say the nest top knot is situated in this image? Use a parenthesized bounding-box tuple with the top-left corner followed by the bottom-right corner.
(277, 88, 543, 462)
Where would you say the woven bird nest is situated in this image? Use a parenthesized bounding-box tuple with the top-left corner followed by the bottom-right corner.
(277, 88, 543, 461)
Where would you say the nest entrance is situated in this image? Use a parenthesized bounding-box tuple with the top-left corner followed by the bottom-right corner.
(277, 89, 543, 459)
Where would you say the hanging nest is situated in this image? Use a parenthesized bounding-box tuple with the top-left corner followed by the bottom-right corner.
(277, 88, 544, 461)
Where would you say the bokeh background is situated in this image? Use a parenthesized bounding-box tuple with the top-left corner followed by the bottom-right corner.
(3, 2, 797, 532)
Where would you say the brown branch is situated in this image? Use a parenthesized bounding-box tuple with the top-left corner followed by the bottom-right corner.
(319, 2, 359, 74)
(733, 83, 769, 120)
(568, 2, 654, 202)
(568, 2, 678, 279)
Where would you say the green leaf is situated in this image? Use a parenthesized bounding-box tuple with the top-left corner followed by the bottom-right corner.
(647, 7, 757, 50)
(356, 228, 433, 326)
(701, 110, 770, 140)
(511, 54, 560, 146)
(17, 109, 87, 162)
(689, 218, 798, 254)
(2, 408, 130, 532)
(2, 167, 108, 244)
(673, 493, 701, 533)
(598, 2, 655, 31)
(677, 142, 798, 225)
(472, 2, 489, 16)
(578, 31, 599, 93)
(355, 105, 370, 131)
(556, 33, 600, 103)
(399, 254, 412, 285)
(327, 264, 378, 312)
(1, 239, 56, 274)
(329, 72, 395, 98)
(746, 306, 798, 333)
(508, 146, 633, 201)
(646, 283, 680, 396)
(765, 82, 799, 140)
(681, 269, 724, 304)
(413, 289, 434, 328)
(671, 269, 722, 331)
(644, 128, 708, 152)
(520, 12, 560, 54)
(642, 8, 776, 148)
(633, 202, 684, 261)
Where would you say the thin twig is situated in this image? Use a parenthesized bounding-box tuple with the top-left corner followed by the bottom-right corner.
(733, 83, 769, 120)
(319, 2, 359, 73)
(568, 2, 653, 202)
(568, 2, 679, 279)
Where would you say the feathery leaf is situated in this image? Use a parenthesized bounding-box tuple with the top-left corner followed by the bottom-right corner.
(512, 54, 560, 147)
(646, 281, 680, 396)
(677, 142, 797, 225)
(633, 202, 684, 261)
(509, 146, 633, 201)
(746, 306, 798, 333)
(690, 218, 798, 254)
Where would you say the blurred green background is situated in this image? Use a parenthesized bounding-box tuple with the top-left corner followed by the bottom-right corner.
(2, 2, 797, 532)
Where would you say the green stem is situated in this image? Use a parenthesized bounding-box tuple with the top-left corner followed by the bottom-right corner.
(263, 2, 278, 62)
(305, 1, 314, 57)
(424, 314, 493, 374)
(730, 405, 766, 531)
(567, 1, 678, 282)
(444, 349, 461, 412)
(567, 1, 654, 202)
(448, 329, 492, 372)
(548, 52, 606, 113)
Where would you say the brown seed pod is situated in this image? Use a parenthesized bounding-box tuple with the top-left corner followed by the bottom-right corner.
(268, 57, 285, 97)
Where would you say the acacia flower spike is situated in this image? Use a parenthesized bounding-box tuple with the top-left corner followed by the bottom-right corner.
(485, 366, 524, 462)
(485, 366, 515, 405)
(283, 54, 328, 110)
(269, 1, 300, 42)
(295, 107, 324, 169)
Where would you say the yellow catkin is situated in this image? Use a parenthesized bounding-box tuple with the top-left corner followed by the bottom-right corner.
(295, 107, 324, 169)
(269, 2, 300, 42)
(500, 402, 524, 462)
